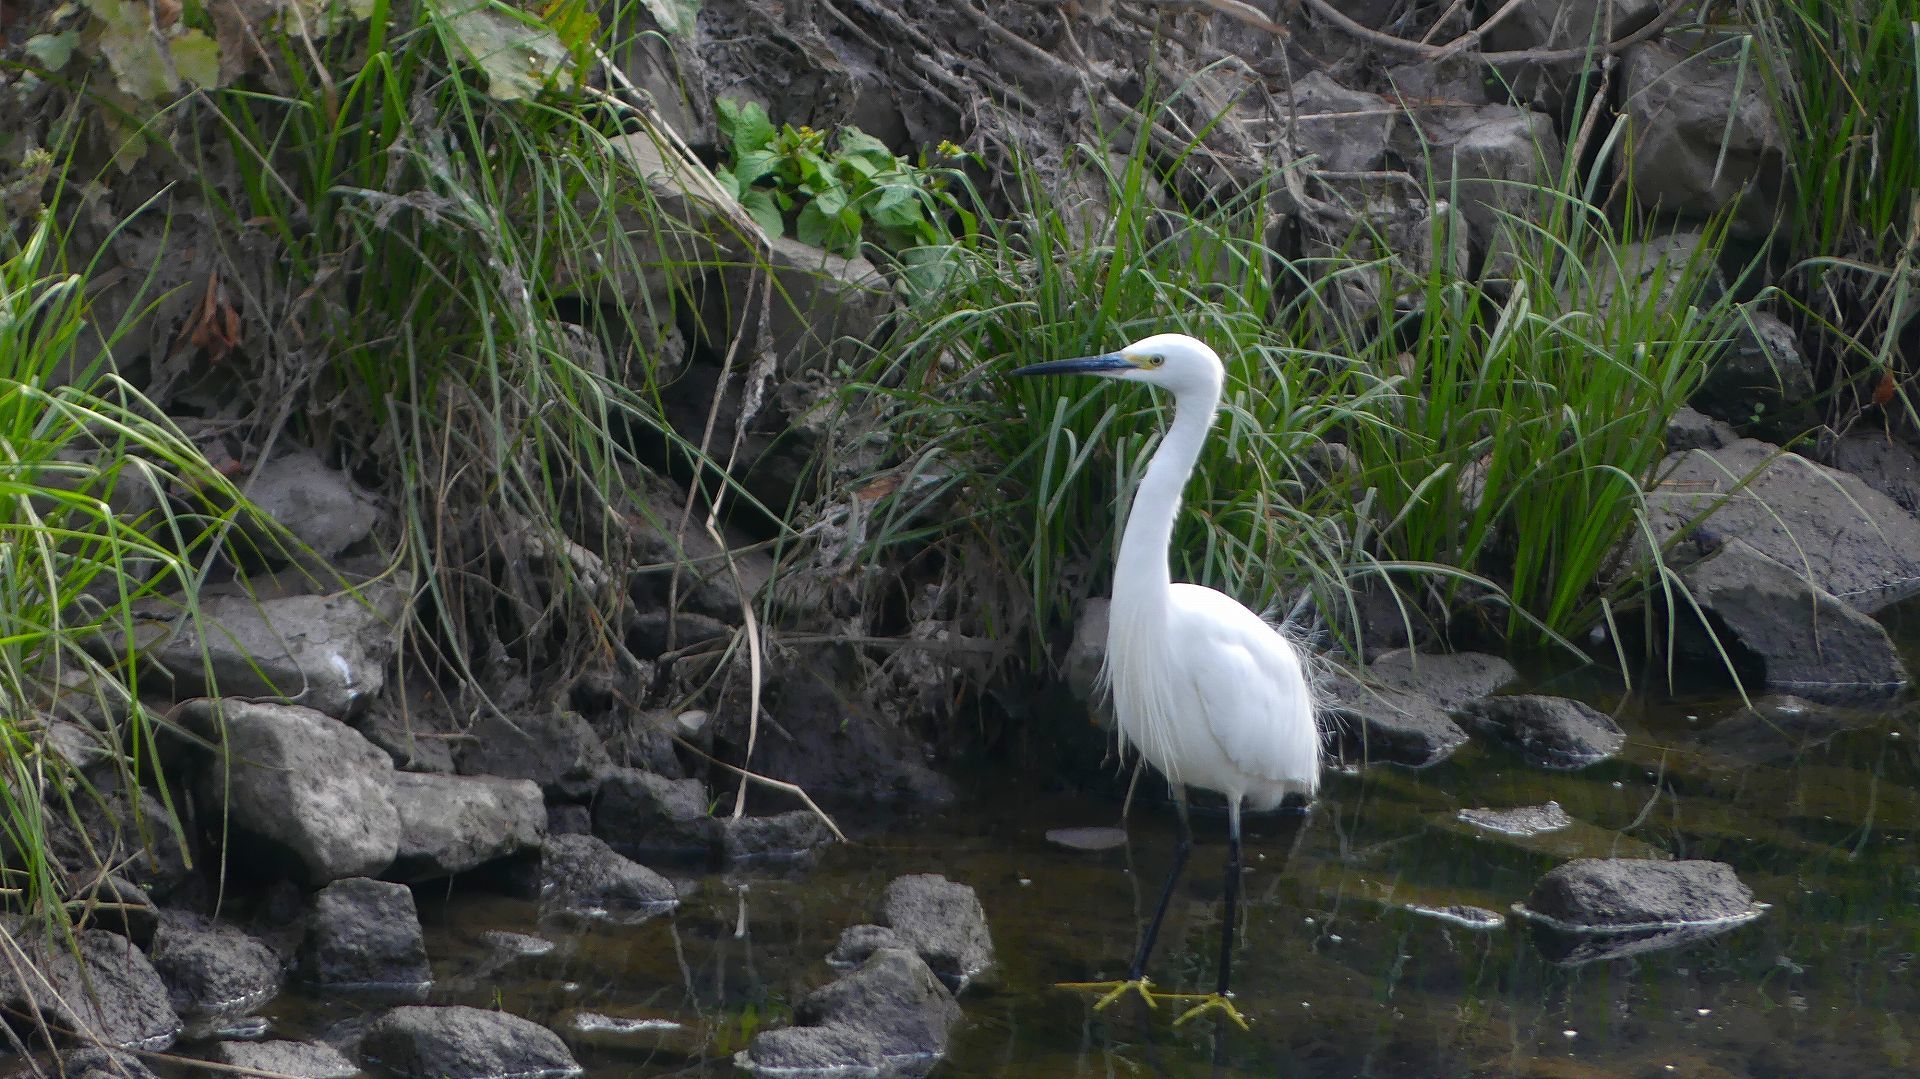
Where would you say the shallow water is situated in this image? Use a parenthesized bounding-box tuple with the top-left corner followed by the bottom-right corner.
(250, 679, 1920, 1079)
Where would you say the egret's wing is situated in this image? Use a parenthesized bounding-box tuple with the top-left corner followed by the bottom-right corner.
(1173, 586, 1319, 790)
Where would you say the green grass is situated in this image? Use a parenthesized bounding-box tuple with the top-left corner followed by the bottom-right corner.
(202, 0, 737, 699)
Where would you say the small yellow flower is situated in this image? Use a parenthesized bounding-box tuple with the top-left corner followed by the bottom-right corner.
(936, 139, 964, 158)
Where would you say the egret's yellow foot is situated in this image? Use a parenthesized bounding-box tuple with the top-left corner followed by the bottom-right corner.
(1054, 978, 1162, 1011)
(1172, 992, 1251, 1030)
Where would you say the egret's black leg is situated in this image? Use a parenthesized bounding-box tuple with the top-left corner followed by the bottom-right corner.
(1128, 791, 1193, 979)
(1174, 799, 1251, 1029)
(1216, 800, 1244, 995)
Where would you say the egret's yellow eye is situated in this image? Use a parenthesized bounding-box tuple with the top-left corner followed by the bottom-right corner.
(1146, 354, 1164, 367)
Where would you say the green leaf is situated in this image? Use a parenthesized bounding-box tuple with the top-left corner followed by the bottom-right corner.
(807, 184, 848, 218)
(23, 32, 80, 73)
(84, 0, 179, 101)
(740, 188, 784, 239)
(638, 0, 700, 36)
(713, 167, 741, 200)
(838, 128, 896, 167)
(169, 30, 220, 89)
(443, 2, 576, 101)
(794, 200, 836, 249)
(733, 148, 780, 186)
(718, 99, 776, 163)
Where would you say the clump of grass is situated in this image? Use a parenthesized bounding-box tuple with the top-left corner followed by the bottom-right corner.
(0, 204, 259, 931)
(203, 0, 730, 700)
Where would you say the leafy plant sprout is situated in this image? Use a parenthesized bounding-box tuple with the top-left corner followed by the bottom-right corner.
(1017, 333, 1321, 1031)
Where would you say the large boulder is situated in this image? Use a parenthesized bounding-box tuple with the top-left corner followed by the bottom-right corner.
(387, 772, 545, 882)
(1622, 37, 1783, 237)
(149, 576, 408, 719)
(592, 768, 715, 856)
(360, 1005, 581, 1079)
(1454, 694, 1626, 769)
(1514, 857, 1765, 966)
(1675, 539, 1910, 703)
(243, 448, 379, 563)
(1285, 71, 1393, 173)
(455, 709, 612, 802)
(1322, 650, 1517, 768)
(0, 929, 181, 1050)
(302, 877, 432, 989)
(1484, 0, 1662, 109)
(526, 833, 679, 920)
(877, 874, 994, 988)
(202, 1039, 358, 1079)
(1391, 105, 1561, 272)
(1645, 437, 1920, 613)
(1823, 432, 1920, 518)
(1694, 310, 1817, 441)
(190, 700, 400, 884)
(146, 911, 285, 1027)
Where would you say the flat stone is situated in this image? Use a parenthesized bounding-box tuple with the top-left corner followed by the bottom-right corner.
(204, 1039, 358, 1078)
(388, 772, 545, 882)
(1322, 649, 1516, 769)
(1516, 858, 1762, 930)
(878, 874, 994, 986)
(1455, 694, 1626, 769)
(360, 1005, 581, 1079)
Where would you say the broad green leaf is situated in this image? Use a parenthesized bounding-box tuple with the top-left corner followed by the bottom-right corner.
(638, 0, 699, 36)
(733, 148, 780, 186)
(794, 200, 834, 249)
(169, 30, 220, 89)
(837, 129, 896, 167)
(23, 32, 80, 72)
(718, 99, 775, 163)
(808, 185, 847, 218)
(713, 167, 741, 200)
(84, 0, 178, 101)
(740, 188, 784, 239)
(444, 2, 575, 101)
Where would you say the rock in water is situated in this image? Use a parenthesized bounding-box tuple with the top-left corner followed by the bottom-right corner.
(147, 911, 284, 1025)
(0, 930, 181, 1050)
(188, 699, 400, 885)
(742, 947, 962, 1076)
(360, 1005, 581, 1079)
(593, 768, 715, 856)
(1514, 858, 1765, 966)
(302, 877, 432, 989)
(878, 874, 994, 988)
(1322, 650, 1518, 768)
(387, 772, 545, 882)
(1455, 694, 1626, 769)
(205, 1039, 359, 1079)
(529, 833, 678, 920)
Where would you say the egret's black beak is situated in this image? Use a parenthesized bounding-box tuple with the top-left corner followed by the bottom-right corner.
(1011, 353, 1132, 378)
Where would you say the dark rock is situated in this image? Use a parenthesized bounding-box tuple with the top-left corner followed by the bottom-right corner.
(1824, 431, 1920, 518)
(67, 1048, 159, 1079)
(1519, 858, 1761, 929)
(456, 709, 612, 802)
(1391, 105, 1561, 271)
(1322, 651, 1517, 768)
(71, 872, 157, 949)
(1677, 538, 1910, 703)
(388, 772, 545, 882)
(1484, 0, 1661, 110)
(743, 947, 962, 1075)
(360, 1005, 581, 1079)
(354, 701, 456, 773)
(1696, 310, 1816, 440)
(187, 699, 399, 884)
(1285, 71, 1393, 173)
(1456, 694, 1626, 769)
(150, 577, 408, 719)
(1666, 405, 1738, 452)
(0, 929, 181, 1050)
(1698, 694, 1886, 763)
(203, 1039, 358, 1078)
(878, 874, 993, 986)
(303, 877, 432, 988)
(603, 708, 686, 778)
(1645, 437, 1920, 613)
(828, 924, 903, 969)
(626, 609, 732, 659)
(696, 235, 894, 383)
(718, 809, 837, 861)
(148, 911, 284, 1025)
(244, 448, 379, 562)
(1621, 37, 1783, 237)
(592, 768, 714, 855)
(530, 833, 677, 920)
(547, 803, 592, 835)
(1593, 232, 1725, 319)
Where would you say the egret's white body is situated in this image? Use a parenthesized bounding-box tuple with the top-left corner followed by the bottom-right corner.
(1015, 331, 1321, 1027)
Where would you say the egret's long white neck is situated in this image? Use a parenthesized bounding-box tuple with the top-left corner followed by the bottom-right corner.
(1113, 382, 1220, 607)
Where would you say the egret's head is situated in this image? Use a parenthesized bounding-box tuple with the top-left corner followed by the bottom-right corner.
(1012, 332, 1225, 398)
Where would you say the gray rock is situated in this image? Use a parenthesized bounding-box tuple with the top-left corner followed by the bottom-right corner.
(148, 911, 284, 1024)
(244, 448, 378, 562)
(718, 809, 837, 861)
(696, 234, 894, 383)
(1518, 858, 1761, 929)
(1064, 599, 1110, 707)
(150, 578, 408, 719)
(1485, 0, 1662, 109)
(533, 833, 678, 919)
(1385, 56, 1492, 105)
(1322, 650, 1517, 768)
(593, 768, 714, 855)
(1696, 310, 1816, 440)
(1698, 694, 1886, 763)
(744, 947, 962, 1075)
(1824, 431, 1920, 518)
(67, 1048, 159, 1079)
(1393, 105, 1561, 272)
(189, 700, 400, 884)
(303, 877, 432, 988)
(878, 874, 993, 986)
(1285, 71, 1393, 173)
(1456, 694, 1626, 769)
(1622, 37, 1783, 237)
(72, 872, 157, 948)
(388, 772, 545, 882)
(360, 1005, 581, 1079)
(1646, 437, 1920, 613)
(1593, 232, 1725, 318)
(1677, 539, 1910, 703)
(1457, 802, 1573, 837)
(355, 703, 456, 774)
(203, 1039, 358, 1078)
(0, 930, 181, 1050)
(547, 803, 592, 835)
(456, 709, 612, 802)
(1666, 405, 1738, 452)
(829, 924, 904, 969)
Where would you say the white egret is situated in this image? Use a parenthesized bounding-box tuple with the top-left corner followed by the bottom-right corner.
(1013, 332, 1321, 1029)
